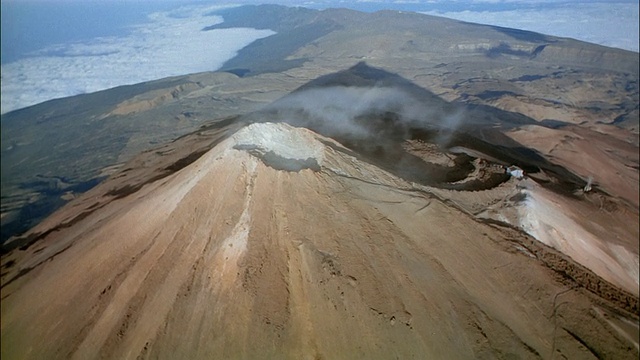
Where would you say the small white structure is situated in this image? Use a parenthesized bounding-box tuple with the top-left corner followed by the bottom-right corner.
(506, 165, 524, 179)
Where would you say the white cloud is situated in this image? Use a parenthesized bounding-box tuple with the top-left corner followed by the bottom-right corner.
(422, 2, 639, 52)
(2, 1, 637, 115)
(0, 4, 274, 114)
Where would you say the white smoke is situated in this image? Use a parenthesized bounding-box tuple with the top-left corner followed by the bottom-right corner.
(264, 85, 465, 145)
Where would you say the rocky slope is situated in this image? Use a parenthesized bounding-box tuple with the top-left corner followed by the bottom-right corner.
(1, 119, 638, 359)
(2, 4, 637, 245)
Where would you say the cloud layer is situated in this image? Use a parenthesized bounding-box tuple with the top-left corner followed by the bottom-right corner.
(2, 1, 637, 114)
(1, 5, 274, 114)
(422, 2, 639, 52)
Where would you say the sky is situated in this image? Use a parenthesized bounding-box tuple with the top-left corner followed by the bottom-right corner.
(419, 1, 639, 52)
(1, 0, 638, 114)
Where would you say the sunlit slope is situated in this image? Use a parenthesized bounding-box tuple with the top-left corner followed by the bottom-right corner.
(1, 122, 637, 359)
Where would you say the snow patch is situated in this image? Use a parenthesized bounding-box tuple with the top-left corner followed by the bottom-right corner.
(232, 122, 325, 172)
(220, 158, 256, 265)
(517, 188, 639, 294)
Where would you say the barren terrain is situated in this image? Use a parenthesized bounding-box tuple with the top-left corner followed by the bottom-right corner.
(2, 121, 638, 359)
(2, 5, 637, 244)
(1, 5, 638, 359)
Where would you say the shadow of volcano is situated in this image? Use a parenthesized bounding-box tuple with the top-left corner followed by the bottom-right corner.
(247, 62, 589, 194)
